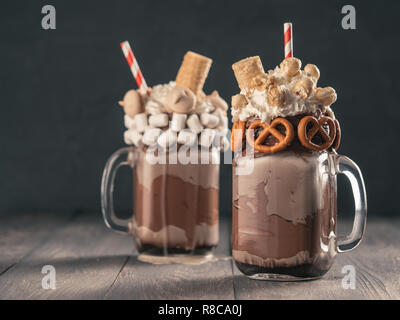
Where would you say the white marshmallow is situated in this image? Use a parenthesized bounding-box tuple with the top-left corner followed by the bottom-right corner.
(219, 116, 228, 131)
(213, 108, 228, 130)
(220, 136, 230, 152)
(177, 129, 197, 146)
(186, 114, 203, 134)
(124, 130, 133, 145)
(149, 113, 169, 127)
(157, 129, 177, 149)
(134, 113, 148, 133)
(124, 129, 142, 147)
(200, 113, 220, 128)
(212, 134, 230, 152)
(170, 113, 187, 132)
(142, 128, 162, 146)
(124, 115, 136, 129)
(199, 129, 217, 148)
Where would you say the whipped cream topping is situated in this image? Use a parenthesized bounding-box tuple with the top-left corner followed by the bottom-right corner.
(144, 81, 175, 115)
(232, 65, 336, 124)
(144, 81, 216, 116)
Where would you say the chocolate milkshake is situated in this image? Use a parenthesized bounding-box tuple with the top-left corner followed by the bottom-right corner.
(115, 51, 229, 255)
(231, 56, 341, 279)
(132, 149, 220, 254)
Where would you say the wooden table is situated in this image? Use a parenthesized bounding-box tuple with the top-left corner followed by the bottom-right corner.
(0, 212, 399, 300)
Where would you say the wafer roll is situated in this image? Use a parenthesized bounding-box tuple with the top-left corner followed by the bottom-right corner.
(232, 56, 265, 90)
(175, 51, 212, 96)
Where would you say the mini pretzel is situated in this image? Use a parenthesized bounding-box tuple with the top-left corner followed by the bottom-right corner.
(298, 116, 336, 151)
(332, 119, 341, 150)
(231, 120, 246, 152)
(246, 118, 294, 153)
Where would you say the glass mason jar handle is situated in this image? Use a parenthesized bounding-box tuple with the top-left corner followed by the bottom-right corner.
(331, 154, 367, 252)
(101, 147, 135, 234)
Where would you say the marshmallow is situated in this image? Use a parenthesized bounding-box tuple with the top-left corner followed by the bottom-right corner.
(213, 108, 227, 130)
(149, 113, 169, 127)
(124, 130, 133, 145)
(165, 86, 196, 114)
(119, 90, 144, 118)
(142, 128, 162, 146)
(200, 113, 219, 128)
(177, 129, 197, 146)
(171, 113, 187, 132)
(124, 115, 136, 129)
(186, 114, 203, 134)
(199, 129, 217, 148)
(220, 136, 230, 152)
(134, 113, 148, 133)
(157, 129, 177, 149)
(208, 90, 228, 111)
(124, 129, 142, 147)
(218, 116, 228, 131)
(212, 133, 230, 152)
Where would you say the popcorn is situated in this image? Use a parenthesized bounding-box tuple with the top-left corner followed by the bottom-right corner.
(280, 57, 301, 77)
(231, 56, 337, 124)
(266, 85, 285, 107)
(291, 77, 314, 99)
(304, 64, 320, 84)
(313, 87, 337, 106)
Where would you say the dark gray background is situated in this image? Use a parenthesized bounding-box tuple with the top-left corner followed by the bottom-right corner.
(0, 0, 398, 217)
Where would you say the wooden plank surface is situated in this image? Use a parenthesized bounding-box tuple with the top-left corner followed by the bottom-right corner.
(0, 212, 133, 299)
(0, 212, 399, 300)
(232, 218, 400, 300)
(105, 216, 234, 300)
(0, 212, 76, 276)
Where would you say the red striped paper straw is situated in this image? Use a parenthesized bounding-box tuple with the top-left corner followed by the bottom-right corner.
(284, 22, 293, 59)
(120, 41, 150, 94)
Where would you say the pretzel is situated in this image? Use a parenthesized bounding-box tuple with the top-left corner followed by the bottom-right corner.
(332, 119, 341, 150)
(246, 118, 294, 153)
(231, 120, 246, 152)
(298, 116, 336, 151)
